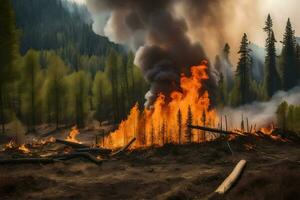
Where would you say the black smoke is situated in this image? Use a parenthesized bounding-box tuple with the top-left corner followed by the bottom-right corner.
(87, 0, 220, 107)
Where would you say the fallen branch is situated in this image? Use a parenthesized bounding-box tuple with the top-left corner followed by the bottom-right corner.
(55, 139, 89, 149)
(110, 138, 136, 157)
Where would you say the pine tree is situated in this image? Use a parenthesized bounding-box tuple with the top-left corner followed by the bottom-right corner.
(280, 19, 298, 90)
(263, 15, 281, 98)
(177, 109, 182, 144)
(0, 0, 19, 133)
(185, 106, 193, 143)
(296, 44, 300, 80)
(234, 33, 252, 106)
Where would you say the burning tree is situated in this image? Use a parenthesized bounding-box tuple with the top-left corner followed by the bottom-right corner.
(104, 62, 218, 149)
(185, 105, 193, 144)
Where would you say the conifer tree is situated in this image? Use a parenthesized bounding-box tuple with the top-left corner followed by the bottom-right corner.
(263, 15, 281, 98)
(276, 101, 288, 130)
(177, 109, 182, 144)
(223, 43, 231, 62)
(185, 106, 193, 143)
(234, 33, 252, 106)
(0, 0, 19, 133)
(280, 19, 298, 90)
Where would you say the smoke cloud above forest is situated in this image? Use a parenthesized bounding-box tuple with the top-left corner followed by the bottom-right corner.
(85, 0, 300, 106)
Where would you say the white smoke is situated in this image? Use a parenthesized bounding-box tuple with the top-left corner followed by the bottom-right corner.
(218, 87, 300, 129)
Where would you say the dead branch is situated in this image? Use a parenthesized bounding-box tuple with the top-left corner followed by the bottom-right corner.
(110, 138, 136, 157)
(55, 139, 89, 149)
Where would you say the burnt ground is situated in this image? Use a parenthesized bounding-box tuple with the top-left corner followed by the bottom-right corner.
(0, 130, 299, 200)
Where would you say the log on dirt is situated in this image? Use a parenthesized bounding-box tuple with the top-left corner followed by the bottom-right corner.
(76, 148, 112, 156)
(54, 152, 103, 165)
(0, 158, 55, 165)
(55, 139, 90, 149)
(188, 125, 242, 136)
(198, 160, 247, 200)
(110, 138, 136, 157)
(215, 159, 247, 194)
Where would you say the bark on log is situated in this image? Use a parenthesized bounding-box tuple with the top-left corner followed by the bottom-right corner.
(75, 148, 112, 155)
(197, 160, 247, 200)
(110, 138, 136, 157)
(188, 125, 242, 136)
(55, 139, 89, 149)
(215, 159, 247, 194)
(54, 152, 103, 165)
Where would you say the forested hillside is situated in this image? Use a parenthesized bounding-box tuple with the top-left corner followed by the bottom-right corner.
(0, 0, 148, 133)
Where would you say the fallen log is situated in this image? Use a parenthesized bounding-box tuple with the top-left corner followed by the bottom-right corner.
(0, 158, 55, 164)
(54, 152, 103, 165)
(197, 160, 247, 200)
(188, 125, 243, 136)
(110, 138, 136, 157)
(55, 139, 89, 149)
(215, 159, 247, 194)
(76, 148, 112, 155)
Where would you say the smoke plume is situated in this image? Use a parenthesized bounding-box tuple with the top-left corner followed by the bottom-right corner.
(87, 0, 220, 107)
(218, 87, 300, 129)
(86, 0, 300, 107)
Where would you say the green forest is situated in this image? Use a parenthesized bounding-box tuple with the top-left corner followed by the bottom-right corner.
(0, 0, 299, 134)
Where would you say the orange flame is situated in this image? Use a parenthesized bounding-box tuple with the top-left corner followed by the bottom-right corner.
(105, 62, 218, 149)
(66, 126, 81, 144)
(18, 144, 30, 154)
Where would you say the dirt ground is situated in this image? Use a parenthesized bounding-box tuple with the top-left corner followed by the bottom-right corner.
(0, 129, 299, 200)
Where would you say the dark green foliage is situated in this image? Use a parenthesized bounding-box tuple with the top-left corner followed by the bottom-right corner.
(0, 0, 19, 133)
(232, 34, 253, 106)
(11, 0, 120, 56)
(280, 19, 298, 90)
(263, 15, 281, 98)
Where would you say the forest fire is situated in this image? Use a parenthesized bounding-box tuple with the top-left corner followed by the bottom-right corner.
(104, 61, 218, 149)
(66, 126, 81, 144)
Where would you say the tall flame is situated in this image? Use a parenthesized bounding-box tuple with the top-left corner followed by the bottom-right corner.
(105, 61, 218, 149)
